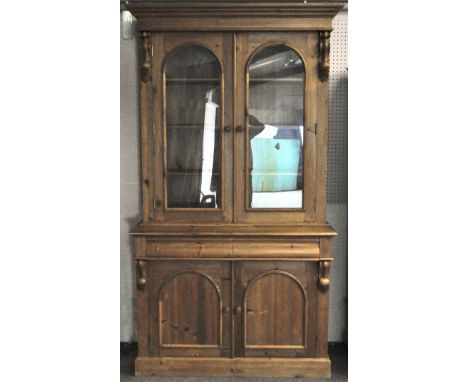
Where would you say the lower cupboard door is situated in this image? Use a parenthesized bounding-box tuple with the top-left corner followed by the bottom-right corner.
(234, 261, 318, 357)
(148, 261, 231, 357)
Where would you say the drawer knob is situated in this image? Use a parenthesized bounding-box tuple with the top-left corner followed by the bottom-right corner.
(234, 306, 242, 315)
(222, 306, 230, 314)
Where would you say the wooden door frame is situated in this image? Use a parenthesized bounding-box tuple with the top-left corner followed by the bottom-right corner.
(152, 32, 234, 223)
(234, 32, 319, 224)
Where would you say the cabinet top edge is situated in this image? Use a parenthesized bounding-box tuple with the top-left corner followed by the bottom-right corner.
(126, 2, 346, 11)
(130, 223, 337, 237)
(126, 2, 345, 27)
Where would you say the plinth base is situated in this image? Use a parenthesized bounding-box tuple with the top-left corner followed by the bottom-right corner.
(135, 356, 331, 378)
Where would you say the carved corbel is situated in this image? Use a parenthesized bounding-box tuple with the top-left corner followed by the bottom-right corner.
(318, 31, 331, 82)
(318, 260, 331, 290)
(137, 260, 147, 290)
(139, 31, 152, 83)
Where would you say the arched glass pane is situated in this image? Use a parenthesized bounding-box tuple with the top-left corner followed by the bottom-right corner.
(165, 46, 222, 208)
(248, 45, 304, 209)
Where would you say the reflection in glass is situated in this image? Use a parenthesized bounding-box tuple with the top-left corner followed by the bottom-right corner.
(248, 45, 304, 209)
(165, 46, 222, 208)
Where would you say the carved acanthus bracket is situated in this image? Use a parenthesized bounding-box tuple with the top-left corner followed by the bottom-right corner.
(318, 260, 331, 290)
(139, 31, 152, 83)
(137, 260, 147, 290)
(318, 31, 331, 82)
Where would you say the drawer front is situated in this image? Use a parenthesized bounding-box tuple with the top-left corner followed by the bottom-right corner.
(144, 239, 320, 259)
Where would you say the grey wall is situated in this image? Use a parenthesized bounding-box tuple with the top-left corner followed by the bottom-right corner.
(120, 9, 348, 342)
(120, 27, 140, 342)
(326, 10, 348, 343)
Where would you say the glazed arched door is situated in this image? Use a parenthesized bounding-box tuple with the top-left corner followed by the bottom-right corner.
(234, 32, 319, 224)
(151, 33, 234, 223)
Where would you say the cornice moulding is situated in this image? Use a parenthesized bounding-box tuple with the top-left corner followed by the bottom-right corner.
(126, 2, 346, 31)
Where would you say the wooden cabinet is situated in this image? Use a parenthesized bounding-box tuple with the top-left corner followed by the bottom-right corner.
(128, 1, 344, 378)
(144, 260, 321, 359)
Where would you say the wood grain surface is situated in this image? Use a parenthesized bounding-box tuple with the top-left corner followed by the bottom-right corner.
(129, 2, 343, 377)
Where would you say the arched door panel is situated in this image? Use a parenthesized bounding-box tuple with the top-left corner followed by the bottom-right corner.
(244, 271, 306, 347)
(149, 261, 231, 357)
(159, 271, 221, 347)
(234, 261, 318, 357)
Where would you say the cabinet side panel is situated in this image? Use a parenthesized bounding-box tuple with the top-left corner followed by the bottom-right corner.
(315, 65, 330, 222)
(135, 238, 149, 356)
(303, 32, 319, 222)
(152, 33, 165, 222)
(315, 238, 332, 357)
(139, 34, 155, 223)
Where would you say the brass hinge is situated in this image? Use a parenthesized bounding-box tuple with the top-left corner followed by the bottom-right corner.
(314, 123, 318, 134)
(153, 198, 156, 209)
(152, 122, 155, 135)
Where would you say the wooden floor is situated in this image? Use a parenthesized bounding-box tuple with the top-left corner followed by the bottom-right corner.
(120, 343, 347, 381)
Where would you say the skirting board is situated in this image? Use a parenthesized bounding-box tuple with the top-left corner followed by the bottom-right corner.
(135, 356, 331, 378)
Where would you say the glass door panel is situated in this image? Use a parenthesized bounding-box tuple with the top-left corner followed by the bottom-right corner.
(247, 45, 305, 209)
(165, 45, 222, 209)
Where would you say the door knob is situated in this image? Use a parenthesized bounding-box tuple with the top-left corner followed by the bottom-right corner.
(236, 125, 243, 133)
(234, 306, 242, 315)
(224, 125, 232, 133)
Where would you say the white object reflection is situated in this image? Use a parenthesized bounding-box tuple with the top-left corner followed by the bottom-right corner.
(255, 124, 278, 139)
(200, 89, 219, 206)
(251, 190, 302, 208)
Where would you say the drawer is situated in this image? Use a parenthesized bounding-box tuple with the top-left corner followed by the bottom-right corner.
(144, 239, 320, 259)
